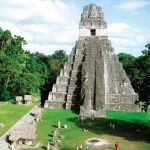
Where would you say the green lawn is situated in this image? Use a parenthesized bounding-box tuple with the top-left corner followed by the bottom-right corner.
(0, 103, 34, 136)
(106, 110, 150, 124)
(22, 108, 150, 150)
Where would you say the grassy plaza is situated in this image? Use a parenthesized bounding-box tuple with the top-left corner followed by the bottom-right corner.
(32, 108, 150, 150)
(1, 103, 150, 150)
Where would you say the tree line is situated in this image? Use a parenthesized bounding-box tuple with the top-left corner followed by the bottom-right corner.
(0, 28, 68, 104)
(0, 28, 149, 107)
(118, 43, 150, 108)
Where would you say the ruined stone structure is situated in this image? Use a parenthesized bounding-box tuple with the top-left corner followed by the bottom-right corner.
(16, 96, 23, 105)
(16, 95, 33, 105)
(24, 95, 33, 104)
(0, 105, 42, 150)
(44, 4, 139, 116)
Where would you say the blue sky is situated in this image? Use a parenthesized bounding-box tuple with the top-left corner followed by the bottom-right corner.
(0, 0, 150, 57)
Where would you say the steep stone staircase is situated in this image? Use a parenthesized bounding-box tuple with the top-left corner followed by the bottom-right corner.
(45, 39, 86, 109)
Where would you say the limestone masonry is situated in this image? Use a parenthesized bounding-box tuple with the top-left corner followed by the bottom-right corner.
(44, 4, 139, 116)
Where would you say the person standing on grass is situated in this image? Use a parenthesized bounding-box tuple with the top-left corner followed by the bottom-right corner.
(109, 123, 112, 130)
(79, 144, 83, 150)
(115, 142, 119, 150)
(112, 123, 115, 130)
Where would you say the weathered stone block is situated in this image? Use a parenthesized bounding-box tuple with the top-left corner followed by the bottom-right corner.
(16, 96, 23, 105)
(56, 77, 69, 85)
(24, 95, 32, 104)
(67, 94, 80, 102)
(51, 92, 66, 101)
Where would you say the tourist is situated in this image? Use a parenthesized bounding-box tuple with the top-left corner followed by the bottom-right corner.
(83, 116, 87, 124)
(109, 123, 112, 129)
(79, 144, 83, 150)
(81, 115, 84, 124)
(112, 124, 115, 130)
(115, 142, 119, 150)
(84, 128, 86, 132)
(83, 128, 90, 132)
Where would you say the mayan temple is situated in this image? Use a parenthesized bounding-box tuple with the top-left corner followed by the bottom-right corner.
(44, 4, 139, 116)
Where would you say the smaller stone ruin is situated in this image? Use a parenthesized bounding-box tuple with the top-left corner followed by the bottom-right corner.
(24, 95, 33, 104)
(8, 123, 37, 148)
(4, 106, 43, 149)
(16, 96, 23, 105)
(30, 107, 43, 122)
(15, 95, 33, 105)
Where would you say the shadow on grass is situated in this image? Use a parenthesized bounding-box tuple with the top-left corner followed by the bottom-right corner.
(52, 125, 58, 128)
(107, 147, 115, 149)
(48, 134, 53, 137)
(71, 109, 80, 115)
(67, 116, 150, 143)
(41, 146, 47, 149)
(60, 148, 73, 150)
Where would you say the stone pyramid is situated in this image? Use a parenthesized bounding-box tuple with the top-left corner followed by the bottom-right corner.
(44, 4, 139, 116)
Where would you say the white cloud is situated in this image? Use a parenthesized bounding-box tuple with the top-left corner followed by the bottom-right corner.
(23, 43, 73, 55)
(0, 0, 79, 24)
(0, 0, 80, 55)
(117, 0, 150, 11)
(108, 23, 131, 35)
(107, 22, 149, 56)
(0, 0, 149, 57)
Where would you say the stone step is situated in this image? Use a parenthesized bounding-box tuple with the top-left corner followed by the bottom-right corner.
(67, 94, 80, 102)
(65, 102, 80, 110)
(74, 53, 84, 62)
(69, 78, 81, 85)
(52, 84, 68, 93)
(72, 63, 82, 70)
(56, 76, 69, 85)
(60, 69, 70, 77)
(63, 62, 73, 70)
(70, 70, 81, 78)
(67, 86, 81, 94)
(50, 92, 67, 101)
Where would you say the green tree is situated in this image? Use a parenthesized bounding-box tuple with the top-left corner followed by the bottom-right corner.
(118, 53, 136, 79)
(137, 45, 150, 101)
(0, 28, 27, 100)
(0, 28, 48, 101)
(40, 50, 68, 105)
(47, 50, 68, 89)
(118, 43, 150, 104)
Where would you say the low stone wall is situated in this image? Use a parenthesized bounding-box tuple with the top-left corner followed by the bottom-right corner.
(105, 94, 140, 111)
(80, 106, 106, 117)
(45, 100, 66, 109)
